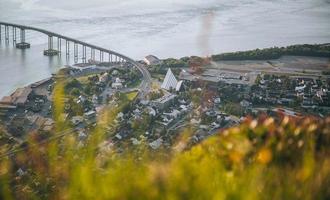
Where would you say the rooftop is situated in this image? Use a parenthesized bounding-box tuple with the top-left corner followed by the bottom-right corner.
(0, 87, 32, 106)
(153, 94, 177, 104)
(161, 68, 178, 90)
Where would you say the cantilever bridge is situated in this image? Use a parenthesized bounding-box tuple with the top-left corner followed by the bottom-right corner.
(0, 21, 151, 97)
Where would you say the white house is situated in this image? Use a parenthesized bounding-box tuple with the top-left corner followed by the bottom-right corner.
(295, 85, 306, 92)
(112, 82, 123, 89)
(99, 72, 109, 83)
(112, 77, 124, 89)
(240, 100, 252, 108)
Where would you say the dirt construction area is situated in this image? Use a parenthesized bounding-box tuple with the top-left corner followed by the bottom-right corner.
(210, 56, 330, 77)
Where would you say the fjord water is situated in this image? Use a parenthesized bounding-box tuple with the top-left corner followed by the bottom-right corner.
(0, 0, 330, 97)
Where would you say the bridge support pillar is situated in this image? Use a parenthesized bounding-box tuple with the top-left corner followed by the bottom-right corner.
(57, 38, 61, 53)
(44, 35, 59, 56)
(91, 48, 95, 61)
(0, 25, 2, 42)
(74, 43, 78, 58)
(82, 45, 86, 62)
(100, 51, 104, 62)
(65, 40, 70, 56)
(12, 27, 17, 44)
(5, 25, 9, 43)
(16, 28, 30, 49)
(73, 43, 78, 63)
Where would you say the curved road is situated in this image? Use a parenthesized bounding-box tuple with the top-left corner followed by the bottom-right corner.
(0, 21, 151, 98)
(137, 63, 152, 99)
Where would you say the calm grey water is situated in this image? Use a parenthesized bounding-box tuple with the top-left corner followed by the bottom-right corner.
(0, 0, 330, 97)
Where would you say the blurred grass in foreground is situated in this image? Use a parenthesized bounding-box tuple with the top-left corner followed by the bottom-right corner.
(0, 81, 329, 200)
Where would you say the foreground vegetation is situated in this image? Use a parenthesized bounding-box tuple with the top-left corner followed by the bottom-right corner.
(0, 112, 329, 199)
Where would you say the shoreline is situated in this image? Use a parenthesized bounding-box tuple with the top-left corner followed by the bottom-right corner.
(0, 60, 136, 102)
(2, 43, 329, 99)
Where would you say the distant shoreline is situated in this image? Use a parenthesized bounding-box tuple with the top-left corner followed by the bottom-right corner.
(2, 43, 330, 99)
(211, 43, 330, 61)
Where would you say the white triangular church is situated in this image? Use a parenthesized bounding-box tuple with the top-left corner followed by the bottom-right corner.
(161, 68, 178, 90)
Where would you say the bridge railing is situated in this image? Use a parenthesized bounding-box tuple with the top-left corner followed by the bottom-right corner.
(0, 21, 137, 65)
(0, 21, 151, 96)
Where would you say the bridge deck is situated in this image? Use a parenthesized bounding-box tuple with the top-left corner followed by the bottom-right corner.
(0, 21, 152, 98)
(0, 21, 134, 64)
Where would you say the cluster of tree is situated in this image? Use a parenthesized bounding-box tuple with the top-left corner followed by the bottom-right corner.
(65, 77, 102, 97)
(130, 113, 152, 137)
(212, 44, 330, 61)
(126, 70, 142, 87)
(7, 116, 30, 137)
(218, 84, 245, 103)
(149, 56, 207, 76)
(64, 97, 84, 116)
(64, 79, 82, 95)
(149, 65, 181, 76)
(81, 75, 104, 96)
(148, 90, 164, 101)
(84, 83, 103, 96)
(161, 58, 189, 68)
(222, 102, 244, 117)
(0, 125, 18, 146)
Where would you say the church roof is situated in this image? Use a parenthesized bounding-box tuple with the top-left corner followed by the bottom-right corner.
(161, 68, 178, 91)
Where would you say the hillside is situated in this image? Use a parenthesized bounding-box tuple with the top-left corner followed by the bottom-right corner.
(211, 44, 330, 61)
(0, 115, 329, 199)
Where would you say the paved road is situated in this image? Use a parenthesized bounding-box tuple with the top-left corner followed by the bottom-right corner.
(136, 63, 152, 99)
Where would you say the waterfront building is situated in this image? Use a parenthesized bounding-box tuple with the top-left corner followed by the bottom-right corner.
(0, 87, 32, 107)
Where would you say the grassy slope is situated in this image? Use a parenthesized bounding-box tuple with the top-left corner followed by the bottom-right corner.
(0, 115, 329, 199)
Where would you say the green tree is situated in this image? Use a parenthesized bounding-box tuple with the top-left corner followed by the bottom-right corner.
(223, 102, 244, 116)
(70, 88, 81, 96)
